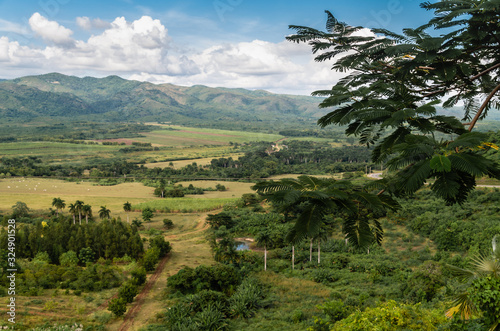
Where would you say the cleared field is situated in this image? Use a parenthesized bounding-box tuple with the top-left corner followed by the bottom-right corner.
(0, 178, 155, 219)
(133, 197, 238, 213)
(0, 178, 255, 217)
(177, 180, 255, 198)
(144, 154, 243, 169)
(133, 125, 283, 147)
(0, 141, 119, 162)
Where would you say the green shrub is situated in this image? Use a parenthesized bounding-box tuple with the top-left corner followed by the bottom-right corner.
(142, 247, 160, 272)
(130, 267, 147, 286)
(119, 281, 139, 303)
(108, 297, 127, 317)
(194, 304, 227, 330)
(331, 300, 447, 330)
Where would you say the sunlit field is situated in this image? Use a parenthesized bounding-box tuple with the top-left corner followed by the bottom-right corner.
(133, 125, 283, 147)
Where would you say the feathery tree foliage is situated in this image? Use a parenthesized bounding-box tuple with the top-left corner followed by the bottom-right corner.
(287, 0, 500, 204)
(252, 176, 397, 248)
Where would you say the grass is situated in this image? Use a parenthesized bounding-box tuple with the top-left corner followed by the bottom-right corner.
(229, 271, 333, 330)
(134, 125, 283, 146)
(0, 141, 120, 164)
(0, 178, 155, 219)
(133, 198, 238, 213)
(144, 154, 244, 169)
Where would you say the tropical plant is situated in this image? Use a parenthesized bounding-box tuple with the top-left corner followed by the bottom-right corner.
(252, 175, 397, 248)
(74, 200, 84, 225)
(123, 201, 132, 223)
(82, 204, 92, 224)
(68, 203, 77, 224)
(255, 230, 272, 271)
(98, 206, 111, 220)
(51, 197, 66, 216)
(447, 237, 500, 330)
(287, 2, 500, 205)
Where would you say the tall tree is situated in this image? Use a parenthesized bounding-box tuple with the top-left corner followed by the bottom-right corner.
(51, 197, 65, 216)
(82, 204, 92, 224)
(287, 2, 500, 205)
(74, 200, 84, 225)
(123, 201, 132, 223)
(68, 203, 76, 225)
(255, 230, 272, 271)
(252, 176, 396, 248)
(99, 206, 111, 220)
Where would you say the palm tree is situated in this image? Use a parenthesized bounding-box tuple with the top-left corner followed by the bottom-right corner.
(68, 203, 76, 224)
(447, 237, 500, 330)
(74, 200, 84, 225)
(314, 229, 329, 265)
(255, 230, 272, 271)
(82, 204, 92, 224)
(252, 175, 397, 249)
(123, 201, 132, 223)
(51, 197, 66, 216)
(99, 206, 111, 220)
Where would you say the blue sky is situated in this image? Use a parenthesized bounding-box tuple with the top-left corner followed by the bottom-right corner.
(0, 0, 433, 95)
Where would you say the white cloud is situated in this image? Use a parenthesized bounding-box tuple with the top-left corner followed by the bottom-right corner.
(0, 15, 347, 95)
(76, 17, 111, 31)
(29, 13, 74, 46)
(0, 19, 30, 35)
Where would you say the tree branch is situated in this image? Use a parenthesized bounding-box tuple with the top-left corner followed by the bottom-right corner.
(468, 83, 500, 131)
(470, 62, 500, 81)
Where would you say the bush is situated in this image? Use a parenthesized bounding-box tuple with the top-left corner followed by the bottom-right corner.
(119, 281, 138, 303)
(163, 219, 174, 229)
(59, 251, 79, 267)
(149, 235, 171, 257)
(167, 264, 241, 295)
(229, 278, 267, 319)
(130, 267, 147, 286)
(108, 297, 127, 317)
(142, 247, 160, 272)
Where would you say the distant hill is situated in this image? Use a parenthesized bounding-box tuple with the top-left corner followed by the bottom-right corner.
(0, 73, 324, 125)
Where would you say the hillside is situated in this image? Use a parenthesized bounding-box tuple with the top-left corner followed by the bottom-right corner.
(0, 73, 322, 125)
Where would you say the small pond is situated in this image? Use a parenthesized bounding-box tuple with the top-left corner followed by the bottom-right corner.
(234, 238, 253, 251)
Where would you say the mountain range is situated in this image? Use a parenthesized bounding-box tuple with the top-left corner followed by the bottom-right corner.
(0, 73, 323, 125)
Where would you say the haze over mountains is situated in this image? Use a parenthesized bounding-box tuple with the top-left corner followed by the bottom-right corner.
(0, 73, 323, 125)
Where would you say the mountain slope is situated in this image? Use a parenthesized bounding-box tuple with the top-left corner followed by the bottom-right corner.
(1, 73, 323, 124)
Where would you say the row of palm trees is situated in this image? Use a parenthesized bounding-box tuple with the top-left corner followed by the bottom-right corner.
(51, 197, 125, 224)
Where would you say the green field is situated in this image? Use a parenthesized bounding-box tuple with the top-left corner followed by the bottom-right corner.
(0, 141, 120, 163)
(134, 125, 283, 146)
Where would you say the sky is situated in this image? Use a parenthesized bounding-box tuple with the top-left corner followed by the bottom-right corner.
(0, 0, 434, 95)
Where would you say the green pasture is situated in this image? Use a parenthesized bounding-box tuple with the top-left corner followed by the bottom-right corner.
(144, 153, 244, 169)
(133, 197, 238, 213)
(0, 141, 119, 163)
(177, 180, 255, 198)
(134, 125, 283, 147)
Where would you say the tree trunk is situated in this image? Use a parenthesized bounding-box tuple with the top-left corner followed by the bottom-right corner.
(310, 238, 313, 262)
(264, 244, 267, 271)
(318, 238, 321, 264)
(79, 213, 82, 225)
(292, 245, 295, 270)
(73, 214, 76, 225)
(85, 215, 88, 224)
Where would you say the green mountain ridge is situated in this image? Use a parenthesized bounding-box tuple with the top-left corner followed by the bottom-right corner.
(0, 73, 323, 124)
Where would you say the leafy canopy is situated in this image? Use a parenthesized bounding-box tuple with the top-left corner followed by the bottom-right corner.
(287, 0, 500, 204)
